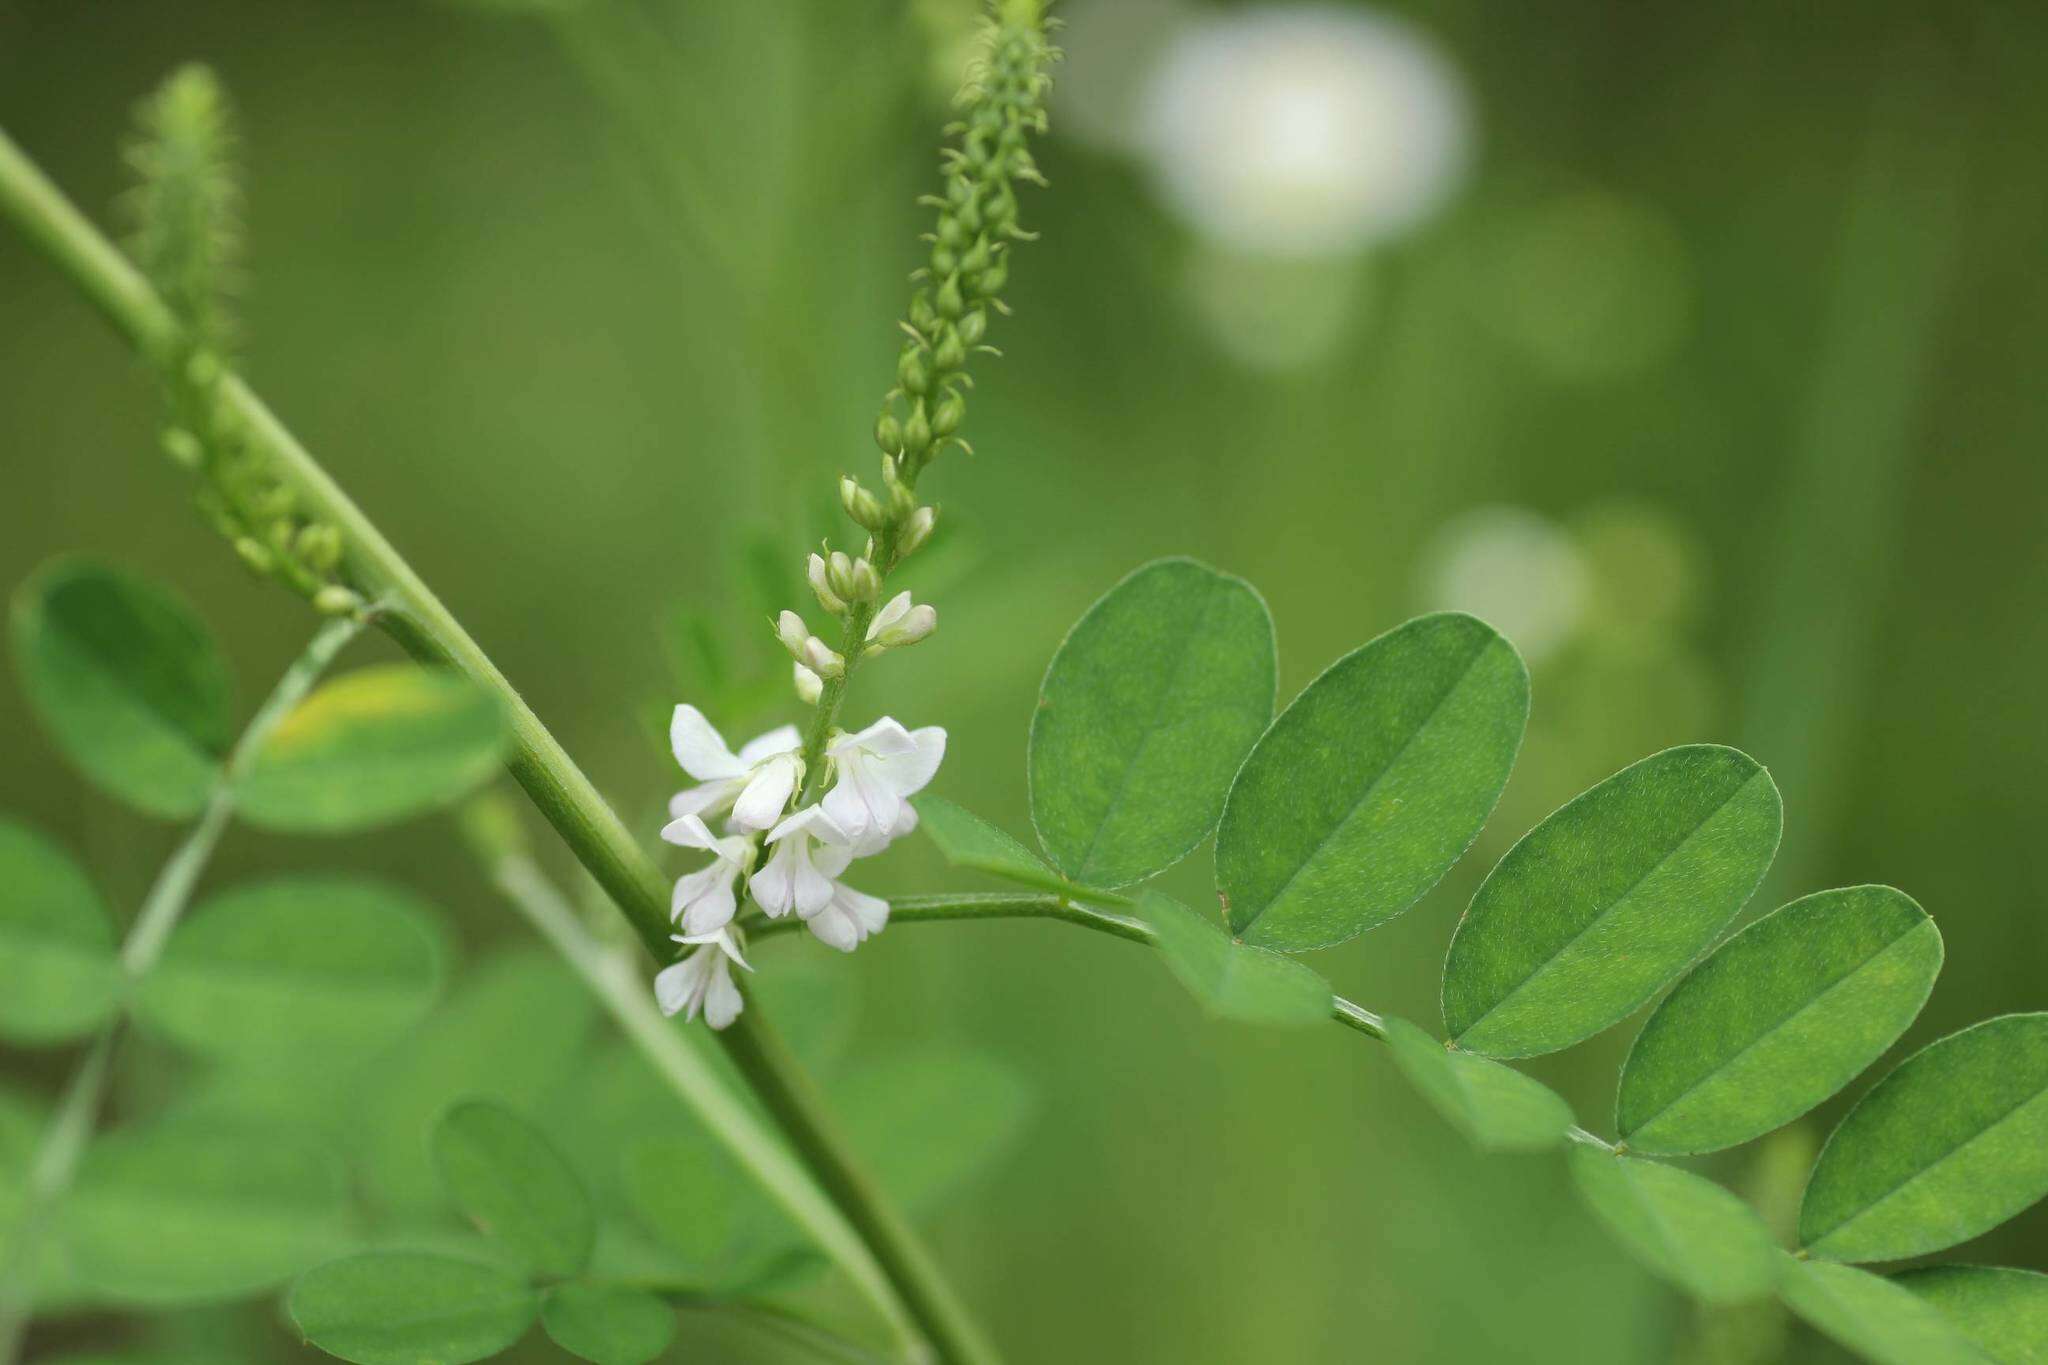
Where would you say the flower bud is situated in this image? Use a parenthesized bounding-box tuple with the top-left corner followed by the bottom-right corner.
(873, 603, 937, 650)
(899, 505, 937, 556)
(849, 557, 882, 602)
(800, 636, 845, 680)
(897, 344, 932, 396)
(902, 403, 933, 457)
(934, 273, 965, 320)
(874, 410, 903, 456)
(161, 427, 204, 470)
(313, 584, 363, 617)
(931, 392, 965, 438)
(973, 256, 1009, 298)
(774, 610, 810, 659)
(806, 553, 846, 615)
(840, 476, 886, 531)
(908, 290, 938, 334)
(826, 551, 859, 600)
(933, 327, 967, 372)
(233, 537, 274, 576)
(793, 662, 823, 705)
(956, 308, 988, 346)
(885, 473, 919, 520)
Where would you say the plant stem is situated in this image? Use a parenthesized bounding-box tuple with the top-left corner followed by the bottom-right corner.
(467, 836, 919, 1353)
(742, 890, 1619, 1156)
(0, 123, 984, 1365)
(0, 612, 362, 1362)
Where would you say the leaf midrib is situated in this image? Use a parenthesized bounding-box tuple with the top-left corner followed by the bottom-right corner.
(1239, 631, 1495, 933)
(1626, 919, 1930, 1139)
(1807, 1077, 2048, 1251)
(1453, 768, 1766, 1044)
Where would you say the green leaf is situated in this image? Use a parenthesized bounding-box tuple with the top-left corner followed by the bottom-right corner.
(1443, 745, 1782, 1058)
(432, 1101, 595, 1278)
(1800, 1013, 2048, 1263)
(1029, 558, 1276, 887)
(1566, 1146, 1779, 1304)
(1218, 612, 1527, 952)
(11, 560, 233, 818)
(541, 1282, 676, 1365)
(1381, 1017, 1574, 1152)
(915, 794, 1077, 897)
(1897, 1266, 2048, 1365)
(236, 664, 507, 833)
(1618, 885, 1940, 1155)
(1136, 891, 1331, 1028)
(65, 1120, 349, 1305)
(362, 949, 598, 1211)
(0, 820, 119, 1044)
(289, 1251, 537, 1365)
(1779, 1257, 1993, 1365)
(836, 1043, 1032, 1212)
(134, 877, 444, 1063)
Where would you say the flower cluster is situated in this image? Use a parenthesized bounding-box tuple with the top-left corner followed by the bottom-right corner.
(653, 705, 943, 1028)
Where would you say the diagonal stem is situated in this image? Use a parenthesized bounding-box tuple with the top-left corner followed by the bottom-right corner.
(0, 124, 988, 1364)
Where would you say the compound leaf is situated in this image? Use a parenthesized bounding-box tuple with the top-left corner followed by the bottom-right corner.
(1382, 1017, 1574, 1152)
(1138, 891, 1331, 1028)
(0, 820, 119, 1044)
(1567, 1146, 1779, 1304)
(290, 1251, 537, 1365)
(432, 1100, 594, 1278)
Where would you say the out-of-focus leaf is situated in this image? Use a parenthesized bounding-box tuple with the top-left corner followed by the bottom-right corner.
(835, 1043, 1032, 1212)
(1566, 1146, 1779, 1304)
(916, 794, 1075, 897)
(0, 820, 119, 1044)
(1031, 558, 1276, 888)
(432, 1101, 594, 1278)
(1801, 1013, 2048, 1263)
(1219, 612, 1526, 952)
(1444, 745, 1782, 1058)
(289, 1252, 536, 1365)
(65, 1120, 348, 1305)
(1897, 1265, 2048, 1365)
(361, 949, 597, 1211)
(541, 1282, 676, 1365)
(135, 877, 444, 1063)
(1381, 1017, 1574, 1152)
(1618, 885, 1940, 1155)
(1138, 891, 1330, 1028)
(10, 560, 233, 818)
(1779, 1256, 1992, 1365)
(236, 664, 506, 833)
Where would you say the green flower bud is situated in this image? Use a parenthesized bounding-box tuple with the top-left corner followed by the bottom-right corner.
(233, 537, 273, 576)
(313, 585, 363, 617)
(933, 328, 967, 372)
(932, 392, 965, 437)
(874, 410, 903, 455)
(958, 236, 993, 276)
(902, 403, 933, 457)
(161, 427, 204, 470)
(957, 309, 988, 346)
(908, 290, 939, 334)
(807, 553, 847, 615)
(849, 557, 882, 603)
(898, 504, 938, 556)
(935, 274, 966, 320)
(973, 256, 1009, 298)
(840, 476, 887, 531)
(897, 345, 932, 396)
(294, 522, 342, 573)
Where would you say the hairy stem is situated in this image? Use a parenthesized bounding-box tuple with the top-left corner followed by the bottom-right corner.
(0, 612, 363, 1361)
(0, 124, 978, 1364)
(742, 891, 1616, 1153)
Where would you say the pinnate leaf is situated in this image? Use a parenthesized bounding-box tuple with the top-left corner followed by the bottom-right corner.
(290, 1251, 537, 1365)
(1443, 745, 1782, 1058)
(1618, 885, 1941, 1154)
(541, 1282, 676, 1365)
(0, 820, 119, 1044)
(1779, 1256, 1993, 1365)
(1218, 612, 1527, 952)
(134, 877, 444, 1063)
(1567, 1146, 1780, 1304)
(11, 559, 233, 818)
(432, 1100, 595, 1278)
(237, 664, 507, 833)
(916, 794, 1078, 897)
(1138, 891, 1331, 1028)
(1030, 558, 1275, 888)
(1801, 1013, 2048, 1263)
(1381, 1017, 1574, 1152)
(1897, 1265, 2048, 1365)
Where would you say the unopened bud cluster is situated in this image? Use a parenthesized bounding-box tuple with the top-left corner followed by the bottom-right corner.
(130, 67, 361, 618)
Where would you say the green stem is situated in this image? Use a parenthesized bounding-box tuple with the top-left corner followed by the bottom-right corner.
(0, 612, 363, 1361)
(468, 837, 918, 1353)
(0, 122, 983, 1365)
(742, 891, 1618, 1156)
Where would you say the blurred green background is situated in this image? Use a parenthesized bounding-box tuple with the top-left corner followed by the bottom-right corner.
(4, 0, 2047, 1360)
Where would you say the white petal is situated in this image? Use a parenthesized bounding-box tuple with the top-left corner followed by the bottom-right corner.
(669, 778, 743, 821)
(821, 774, 875, 842)
(680, 876, 738, 935)
(874, 726, 946, 799)
(730, 755, 798, 831)
(838, 884, 890, 935)
(749, 841, 800, 917)
(660, 813, 722, 852)
(835, 717, 919, 759)
(768, 803, 843, 844)
(653, 959, 700, 1017)
(812, 838, 856, 878)
(736, 723, 803, 766)
(807, 904, 860, 952)
(865, 591, 913, 640)
(703, 960, 745, 1029)
(791, 854, 839, 917)
(671, 705, 745, 781)
(674, 924, 751, 970)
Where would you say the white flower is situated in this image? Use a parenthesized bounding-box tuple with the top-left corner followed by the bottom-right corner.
(668, 705, 803, 832)
(865, 591, 937, 649)
(805, 881, 890, 953)
(660, 813, 756, 935)
(753, 806, 855, 919)
(654, 926, 750, 1028)
(821, 718, 945, 853)
(793, 661, 824, 705)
